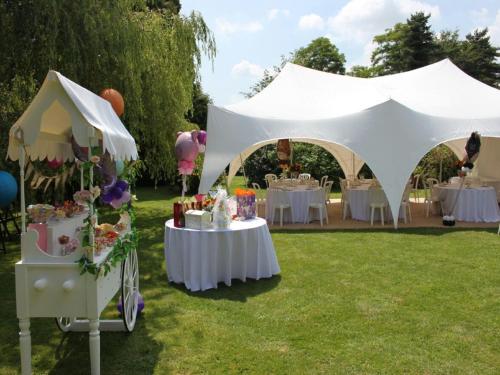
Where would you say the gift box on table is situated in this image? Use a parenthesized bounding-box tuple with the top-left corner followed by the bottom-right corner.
(185, 210, 212, 230)
(235, 189, 256, 220)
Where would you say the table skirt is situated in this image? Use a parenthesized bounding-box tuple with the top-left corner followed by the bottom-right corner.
(164, 218, 280, 291)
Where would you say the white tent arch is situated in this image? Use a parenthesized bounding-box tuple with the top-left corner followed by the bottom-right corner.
(227, 138, 364, 187)
(199, 59, 500, 228)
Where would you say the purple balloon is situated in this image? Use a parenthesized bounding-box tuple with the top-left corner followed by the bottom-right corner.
(102, 190, 115, 204)
(111, 186, 123, 200)
(197, 130, 207, 145)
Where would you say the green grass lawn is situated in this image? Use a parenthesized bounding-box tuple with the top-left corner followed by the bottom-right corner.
(1, 185, 499, 374)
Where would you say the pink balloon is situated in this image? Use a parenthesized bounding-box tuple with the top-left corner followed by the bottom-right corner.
(178, 160, 195, 175)
(110, 191, 131, 209)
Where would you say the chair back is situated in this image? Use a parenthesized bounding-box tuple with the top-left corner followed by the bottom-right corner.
(251, 182, 261, 190)
(298, 173, 311, 180)
(320, 175, 328, 187)
(369, 188, 388, 206)
(339, 178, 346, 195)
(264, 174, 277, 188)
(324, 181, 333, 202)
(413, 174, 421, 189)
(268, 189, 290, 207)
(402, 182, 412, 203)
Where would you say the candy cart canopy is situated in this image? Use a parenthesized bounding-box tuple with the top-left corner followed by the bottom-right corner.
(7, 70, 138, 162)
(199, 59, 500, 227)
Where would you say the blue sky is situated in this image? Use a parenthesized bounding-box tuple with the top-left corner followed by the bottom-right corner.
(181, 0, 500, 106)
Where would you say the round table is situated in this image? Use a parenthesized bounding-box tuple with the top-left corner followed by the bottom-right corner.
(347, 185, 404, 221)
(265, 188, 323, 223)
(434, 185, 500, 222)
(164, 218, 280, 292)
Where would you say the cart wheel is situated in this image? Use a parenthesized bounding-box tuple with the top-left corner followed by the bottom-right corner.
(55, 317, 75, 332)
(121, 248, 139, 332)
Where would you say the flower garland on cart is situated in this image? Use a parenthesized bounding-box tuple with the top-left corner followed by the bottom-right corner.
(74, 157, 139, 278)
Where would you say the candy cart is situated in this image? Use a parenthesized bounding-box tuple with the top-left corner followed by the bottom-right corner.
(7, 71, 140, 375)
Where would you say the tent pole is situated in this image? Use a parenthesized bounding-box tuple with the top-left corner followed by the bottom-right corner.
(239, 154, 248, 187)
(19, 144, 26, 233)
(80, 163, 84, 191)
(439, 156, 443, 183)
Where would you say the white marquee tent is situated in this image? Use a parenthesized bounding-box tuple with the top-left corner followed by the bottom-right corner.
(199, 59, 500, 228)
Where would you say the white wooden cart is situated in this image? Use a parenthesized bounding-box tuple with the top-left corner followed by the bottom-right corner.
(8, 70, 140, 375)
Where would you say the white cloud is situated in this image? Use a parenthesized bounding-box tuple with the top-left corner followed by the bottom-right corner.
(299, 14, 325, 30)
(231, 60, 264, 77)
(216, 18, 263, 35)
(267, 8, 290, 21)
(328, 0, 440, 44)
(470, 7, 490, 26)
(488, 10, 500, 45)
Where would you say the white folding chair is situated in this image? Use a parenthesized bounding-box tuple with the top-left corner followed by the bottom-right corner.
(400, 182, 413, 224)
(424, 178, 441, 217)
(369, 188, 388, 226)
(340, 178, 351, 220)
(320, 175, 328, 187)
(324, 181, 333, 205)
(412, 174, 421, 202)
(306, 188, 329, 227)
(251, 182, 265, 217)
(264, 174, 277, 188)
(298, 173, 311, 180)
(268, 189, 293, 227)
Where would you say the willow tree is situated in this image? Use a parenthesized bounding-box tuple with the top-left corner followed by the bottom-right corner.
(0, 0, 215, 183)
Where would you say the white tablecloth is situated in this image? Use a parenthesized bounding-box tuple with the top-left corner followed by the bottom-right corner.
(265, 188, 323, 223)
(434, 185, 500, 222)
(347, 185, 404, 221)
(164, 218, 280, 292)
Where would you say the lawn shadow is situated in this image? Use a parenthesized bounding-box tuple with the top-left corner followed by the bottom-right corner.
(170, 274, 282, 302)
(270, 227, 498, 237)
(48, 315, 165, 375)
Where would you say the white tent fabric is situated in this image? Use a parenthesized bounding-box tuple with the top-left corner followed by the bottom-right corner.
(199, 59, 500, 228)
(7, 70, 138, 162)
(227, 138, 364, 187)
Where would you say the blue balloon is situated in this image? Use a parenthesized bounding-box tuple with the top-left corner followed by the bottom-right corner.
(115, 160, 125, 176)
(0, 171, 17, 208)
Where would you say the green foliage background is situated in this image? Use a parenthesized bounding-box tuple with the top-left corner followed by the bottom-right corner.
(0, 0, 215, 185)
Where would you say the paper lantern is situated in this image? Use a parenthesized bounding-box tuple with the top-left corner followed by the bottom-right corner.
(100, 88, 124, 116)
(0, 171, 17, 208)
(115, 160, 125, 176)
(47, 158, 63, 169)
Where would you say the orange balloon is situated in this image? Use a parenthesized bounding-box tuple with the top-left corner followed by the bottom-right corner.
(100, 88, 124, 116)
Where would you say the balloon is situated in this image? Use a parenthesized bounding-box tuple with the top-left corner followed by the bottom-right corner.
(47, 158, 63, 169)
(0, 171, 17, 208)
(115, 160, 125, 176)
(100, 88, 124, 116)
(175, 131, 200, 176)
(197, 130, 207, 146)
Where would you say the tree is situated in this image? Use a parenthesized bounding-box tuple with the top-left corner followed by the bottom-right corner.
(372, 12, 436, 74)
(458, 28, 500, 88)
(243, 55, 290, 98)
(0, 0, 216, 184)
(293, 37, 346, 74)
(348, 65, 379, 78)
(186, 82, 212, 130)
(244, 38, 346, 98)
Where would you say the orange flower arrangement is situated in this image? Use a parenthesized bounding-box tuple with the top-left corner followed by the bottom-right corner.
(234, 188, 256, 197)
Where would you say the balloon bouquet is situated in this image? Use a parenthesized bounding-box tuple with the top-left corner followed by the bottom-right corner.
(175, 130, 207, 199)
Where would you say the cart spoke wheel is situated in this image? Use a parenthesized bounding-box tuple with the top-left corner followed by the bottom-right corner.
(55, 317, 76, 332)
(121, 248, 139, 332)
